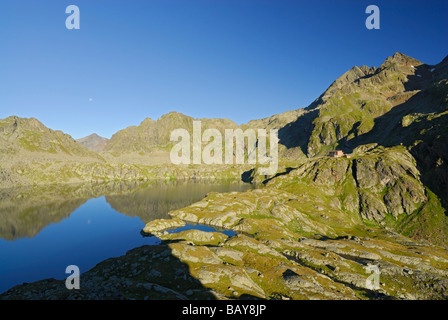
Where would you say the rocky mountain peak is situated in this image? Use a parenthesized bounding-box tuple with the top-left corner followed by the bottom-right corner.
(381, 52, 423, 69)
(158, 111, 190, 122)
(140, 117, 155, 126)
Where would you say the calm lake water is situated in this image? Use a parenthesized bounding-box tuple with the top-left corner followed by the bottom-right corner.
(0, 180, 253, 294)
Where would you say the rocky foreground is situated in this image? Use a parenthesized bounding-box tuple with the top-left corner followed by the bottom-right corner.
(2, 146, 448, 300)
(4, 228, 448, 300)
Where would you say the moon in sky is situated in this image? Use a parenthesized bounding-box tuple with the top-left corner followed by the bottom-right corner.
(89, 98, 93, 102)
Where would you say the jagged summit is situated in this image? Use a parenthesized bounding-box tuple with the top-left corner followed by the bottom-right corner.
(328, 52, 422, 97)
(104, 111, 237, 155)
(89, 133, 101, 138)
(1, 52, 448, 301)
(382, 52, 423, 67)
(1, 51, 447, 187)
(76, 133, 109, 152)
(159, 111, 186, 118)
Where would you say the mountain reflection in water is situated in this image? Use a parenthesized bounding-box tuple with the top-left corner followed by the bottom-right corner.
(0, 180, 253, 293)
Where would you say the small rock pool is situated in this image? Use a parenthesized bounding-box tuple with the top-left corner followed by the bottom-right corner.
(164, 223, 237, 237)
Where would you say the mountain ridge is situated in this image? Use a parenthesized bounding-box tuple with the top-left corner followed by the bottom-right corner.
(76, 133, 109, 152)
(1, 51, 447, 193)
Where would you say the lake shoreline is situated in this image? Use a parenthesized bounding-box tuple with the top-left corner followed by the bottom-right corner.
(0, 180, 254, 295)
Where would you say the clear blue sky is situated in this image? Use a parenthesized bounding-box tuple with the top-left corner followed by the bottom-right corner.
(0, 0, 447, 139)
